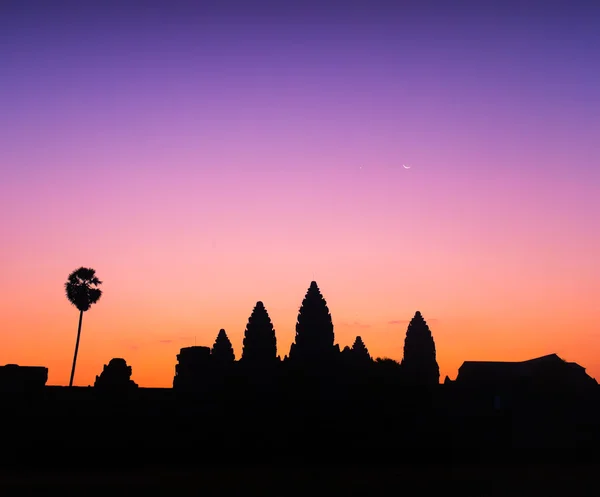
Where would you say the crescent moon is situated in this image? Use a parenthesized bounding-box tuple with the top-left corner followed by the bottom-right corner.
(403, 164, 411, 169)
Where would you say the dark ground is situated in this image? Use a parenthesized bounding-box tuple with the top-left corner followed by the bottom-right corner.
(2, 384, 599, 495)
(1, 465, 599, 496)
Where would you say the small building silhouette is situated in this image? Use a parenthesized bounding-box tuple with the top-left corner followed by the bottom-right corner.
(173, 346, 212, 391)
(94, 358, 138, 392)
(456, 353, 597, 391)
(455, 353, 598, 413)
(0, 364, 48, 392)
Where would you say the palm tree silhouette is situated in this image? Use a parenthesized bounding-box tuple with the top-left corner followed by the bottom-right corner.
(65, 267, 102, 387)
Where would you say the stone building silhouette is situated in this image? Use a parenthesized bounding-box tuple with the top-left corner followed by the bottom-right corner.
(288, 281, 340, 365)
(400, 311, 440, 386)
(173, 346, 212, 391)
(351, 336, 372, 363)
(0, 364, 48, 392)
(211, 329, 235, 365)
(94, 358, 138, 391)
(456, 353, 598, 393)
(241, 301, 278, 366)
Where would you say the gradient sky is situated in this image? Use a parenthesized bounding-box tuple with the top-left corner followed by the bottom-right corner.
(1, 0, 599, 387)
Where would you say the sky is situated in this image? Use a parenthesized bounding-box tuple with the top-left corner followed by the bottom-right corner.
(1, 0, 599, 387)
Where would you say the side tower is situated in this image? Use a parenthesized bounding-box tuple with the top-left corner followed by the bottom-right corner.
(401, 311, 440, 386)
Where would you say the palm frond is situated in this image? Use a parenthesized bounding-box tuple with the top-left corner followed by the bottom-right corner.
(88, 288, 102, 305)
(65, 267, 103, 312)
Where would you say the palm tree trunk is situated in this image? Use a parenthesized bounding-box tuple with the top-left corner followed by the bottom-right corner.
(69, 310, 84, 387)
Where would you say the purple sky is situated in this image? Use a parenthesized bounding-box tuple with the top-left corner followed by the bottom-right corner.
(3, 1, 598, 259)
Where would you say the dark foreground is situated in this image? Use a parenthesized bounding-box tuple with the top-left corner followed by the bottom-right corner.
(3, 384, 600, 494)
(1, 465, 599, 496)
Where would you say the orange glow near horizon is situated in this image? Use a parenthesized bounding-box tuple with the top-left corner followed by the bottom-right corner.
(1, 258, 599, 387)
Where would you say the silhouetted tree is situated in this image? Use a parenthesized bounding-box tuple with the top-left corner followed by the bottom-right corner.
(94, 358, 138, 391)
(371, 357, 404, 398)
(65, 267, 102, 387)
(351, 336, 372, 363)
(288, 281, 338, 364)
(375, 357, 401, 367)
(400, 311, 440, 386)
(372, 357, 403, 378)
(211, 329, 235, 364)
(241, 301, 278, 366)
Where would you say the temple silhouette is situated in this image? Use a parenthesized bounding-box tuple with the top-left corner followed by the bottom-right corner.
(3, 280, 600, 459)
